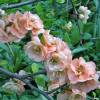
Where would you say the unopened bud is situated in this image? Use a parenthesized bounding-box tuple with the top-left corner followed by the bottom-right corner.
(79, 14, 85, 20)
(0, 9, 5, 16)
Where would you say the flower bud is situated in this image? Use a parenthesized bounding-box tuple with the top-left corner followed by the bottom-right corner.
(79, 14, 85, 20)
(78, 6, 91, 23)
(0, 9, 5, 16)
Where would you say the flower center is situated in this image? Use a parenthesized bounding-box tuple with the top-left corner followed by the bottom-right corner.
(51, 41, 56, 45)
(50, 54, 60, 65)
(76, 65, 84, 76)
(33, 45, 41, 54)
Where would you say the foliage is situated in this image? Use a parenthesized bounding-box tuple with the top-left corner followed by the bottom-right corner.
(0, 0, 100, 100)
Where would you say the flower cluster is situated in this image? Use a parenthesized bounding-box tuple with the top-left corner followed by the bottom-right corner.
(78, 6, 91, 23)
(23, 13, 99, 100)
(2, 70, 26, 95)
(63, 21, 73, 31)
(0, 10, 99, 100)
(24, 30, 72, 87)
(0, 11, 44, 43)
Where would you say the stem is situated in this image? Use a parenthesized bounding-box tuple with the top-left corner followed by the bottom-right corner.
(70, 0, 83, 45)
(1, 0, 37, 10)
(0, 67, 21, 79)
(22, 80, 52, 100)
(52, 0, 57, 15)
(21, 69, 46, 79)
(46, 83, 68, 94)
(70, 0, 77, 14)
(65, 0, 69, 16)
(0, 67, 46, 79)
(66, 2, 81, 12)
(91, 37, 100, 40)
(86, 0, 90, 6)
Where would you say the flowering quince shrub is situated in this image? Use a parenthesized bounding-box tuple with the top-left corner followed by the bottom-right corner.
(0, 0, 100, 100)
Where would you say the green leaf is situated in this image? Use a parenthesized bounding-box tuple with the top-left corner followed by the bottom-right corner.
(63, 32, 71, 43)
(35, 75, 45, 87)
(34, 3, 44, 16)
(31, 63, 39, 73)
(82, 33, 92, 40)
(93, 0, 99, 9)
(0, 60, 12, 71)
(84, 42, 94, 49)
(56, 0, 65, 3)
(2, 95, 9, 100)
(0, 60, 8, 66)
(0, 43, 9, 52)
(96, 39, 100, 51)
(38, 34, 46, 45)
(70, 24, 80, 45)
(83, 23, 94, 33)
(0, 0, 17, 4)
(72, 46, 87, 54)
(20, 95, 30, 100)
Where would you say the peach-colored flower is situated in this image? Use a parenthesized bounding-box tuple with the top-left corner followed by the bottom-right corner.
(45, 52, 66, 72)
(42, 30, 71, 52)
(22, 12, 44, 35)
(71, 79, 99, 93)
(57, 89, 86, 100)
(0, 11, 44, 43)
(0, 11, 30, 43)
(48, 81, 60, 90)
(42, 30, 56, 46)
(0, 19, 5, 29)
(0, 19, 16, 43)
(55, 37, 72, 68)
(6, 13, 15, 23)
(35, 30, 57, 59)
(48, 72, 67, 90)
(40, 30, 57, 51)
(2, 79, 25, 95)
(67, 57, 96, 84)
(24, 37, 46, 62)
(45, 52, 68, 89)
(67, 57, 99, 93)
(14, 70, 27, 86)
(40, 30, 72, 62)
(42, 31, 72, 88)
(7, 11, 28, 38)
(71, 72, 100, 93)
(96, 71, 100, 89)
(58, 49, 72, 68)
(55, 38, 68, 52)
(0, 27, 18, 43)
(32, 28, 44, 36)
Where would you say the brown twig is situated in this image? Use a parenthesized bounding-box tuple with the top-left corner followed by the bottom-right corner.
(21, 69, 46, 79)
(46, 83, 68, 94)
(1, 0, 37, 10)
(0, 67, 51, 100)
